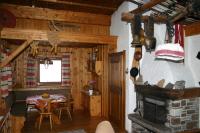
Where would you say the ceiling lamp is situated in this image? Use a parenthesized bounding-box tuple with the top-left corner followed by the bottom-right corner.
(40, 57, 53, 69)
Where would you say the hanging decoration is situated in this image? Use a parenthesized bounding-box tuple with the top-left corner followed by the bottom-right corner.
(174, 24, 184, 48)
(30, 41, 39, 57)
(131, 14, 142, 47)
(144, 15, 156, 52)
(39, 48, 53, 69)
(165, 20, 175, 43)
(47, 31, 60, 55)
(61, 53, 71, 87)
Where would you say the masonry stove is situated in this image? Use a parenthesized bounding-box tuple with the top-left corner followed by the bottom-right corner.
(143, 96, 167, 124)
(129, 85, 200, 133)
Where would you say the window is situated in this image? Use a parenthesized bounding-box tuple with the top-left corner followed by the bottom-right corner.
(39, 60, 61, 83)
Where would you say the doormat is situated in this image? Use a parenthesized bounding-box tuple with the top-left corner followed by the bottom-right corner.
(58, 129, 86, 133)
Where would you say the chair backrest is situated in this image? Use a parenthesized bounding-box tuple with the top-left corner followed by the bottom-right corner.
(95, 121, 115, 133)
(36, 99, 51, 113)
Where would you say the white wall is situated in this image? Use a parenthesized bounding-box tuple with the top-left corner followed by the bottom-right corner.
(110, 2, 137, 132)
(185, 35, 200, 86)
(141, 24, 195, 87)
(110, 2, 197, 132)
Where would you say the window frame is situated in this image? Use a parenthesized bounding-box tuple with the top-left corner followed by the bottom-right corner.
(38, 58, 62, 86)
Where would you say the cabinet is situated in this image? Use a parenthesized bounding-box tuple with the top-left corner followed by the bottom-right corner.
(82, 92, 101, 117)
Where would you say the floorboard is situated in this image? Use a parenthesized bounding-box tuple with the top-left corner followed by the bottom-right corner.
(22, 110, 125, 133)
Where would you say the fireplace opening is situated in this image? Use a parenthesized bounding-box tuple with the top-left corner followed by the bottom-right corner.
(143, 96, 167, 124)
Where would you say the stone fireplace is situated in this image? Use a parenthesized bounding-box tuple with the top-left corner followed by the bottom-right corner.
(129, 85, 200, 133)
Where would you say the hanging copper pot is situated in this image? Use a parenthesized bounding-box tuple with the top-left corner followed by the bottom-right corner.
(134, 51, 142, 61)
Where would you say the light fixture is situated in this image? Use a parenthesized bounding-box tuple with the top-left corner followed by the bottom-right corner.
(40, 57, 53, 69)
(32, 0, 37, 8)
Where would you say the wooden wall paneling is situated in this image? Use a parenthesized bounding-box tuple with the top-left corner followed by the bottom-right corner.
(1, 4, 111, 26)
(13, 47, 29, 88)
(104, 45, 109, 117)
(184, 22, 200, 37)
(16, 18, 110, 36)
(70, 48, 93, 110)
(71, 48, 79, 110)
(98, 45, 104, 116)
(98, 45, 109, 117)
(96, 46, 102, 93)
(16, 19, 49, 30)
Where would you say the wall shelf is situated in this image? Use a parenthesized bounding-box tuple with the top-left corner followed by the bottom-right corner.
(135, 85, 200, 100)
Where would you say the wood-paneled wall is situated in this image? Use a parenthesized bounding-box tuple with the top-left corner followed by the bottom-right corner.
(16, 18, 110, 36)
(1, 4, 114, 116)
(13, 45, 95, 110)
(70, 48, 93, 110)
(184, 21, 200, 37)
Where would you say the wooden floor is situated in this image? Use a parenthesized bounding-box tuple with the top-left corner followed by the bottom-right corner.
(22, 110, 125, 133)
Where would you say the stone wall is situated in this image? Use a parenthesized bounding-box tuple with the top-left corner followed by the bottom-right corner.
(131, 97, 199, 133)
(166, 98, 199, 132)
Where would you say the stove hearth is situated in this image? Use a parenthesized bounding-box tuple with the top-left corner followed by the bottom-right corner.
(129, 85, 200, 133)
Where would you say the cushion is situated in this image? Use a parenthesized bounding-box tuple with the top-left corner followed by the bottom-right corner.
(155, 43, 184, 61)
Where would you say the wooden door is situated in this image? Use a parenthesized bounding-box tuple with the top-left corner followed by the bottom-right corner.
(108, 51, 125, 130)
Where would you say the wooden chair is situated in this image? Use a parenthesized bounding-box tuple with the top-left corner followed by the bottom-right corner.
(58, 93, 74, 120)
(36, 100, 53, 130)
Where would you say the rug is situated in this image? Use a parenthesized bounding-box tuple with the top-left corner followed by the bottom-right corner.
(58, 129, 86, 133)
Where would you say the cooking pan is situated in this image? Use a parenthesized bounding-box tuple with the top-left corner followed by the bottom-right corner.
(130, 67, 139, 78)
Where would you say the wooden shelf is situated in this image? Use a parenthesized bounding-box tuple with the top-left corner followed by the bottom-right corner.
(135, 85, 200, 100)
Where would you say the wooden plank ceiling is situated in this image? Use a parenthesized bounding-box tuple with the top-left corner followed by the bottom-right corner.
(1, 0, 125, 15)
(126, 0, 200, 25)
(1, 0, 199, 25)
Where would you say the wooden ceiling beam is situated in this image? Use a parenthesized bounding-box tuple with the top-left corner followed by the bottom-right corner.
(130, 0, 166, 14)
(0, 39, 33, 68)
(121, 12, 167, 23)
(184, 21, 200, 37)
(38, 0, 116, 10)
(1, 28, 117, 45)
(0, 4, 111, 26)
(126, 0, 161, 14)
